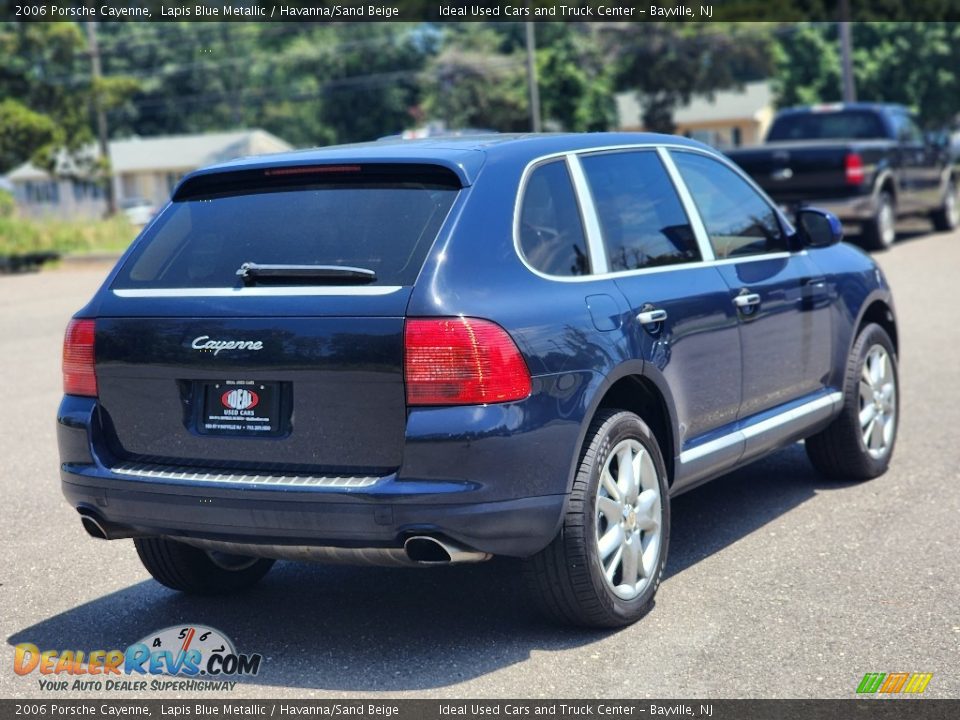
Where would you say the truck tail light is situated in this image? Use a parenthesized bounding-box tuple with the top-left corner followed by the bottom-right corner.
(845, 153, 865, 185)
(404, 318, 532, 406)
(63, 319, 97, 397)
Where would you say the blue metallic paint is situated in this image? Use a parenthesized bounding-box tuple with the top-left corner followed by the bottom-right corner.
(58, 133, 896, 557)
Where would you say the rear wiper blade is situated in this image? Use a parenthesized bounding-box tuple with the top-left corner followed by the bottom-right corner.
(237, 262, 377, 285)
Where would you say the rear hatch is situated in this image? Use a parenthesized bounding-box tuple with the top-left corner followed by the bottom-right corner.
(96, 163, 461, 475)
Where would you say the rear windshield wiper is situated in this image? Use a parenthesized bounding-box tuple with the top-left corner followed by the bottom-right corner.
(237, 262, 377, 285)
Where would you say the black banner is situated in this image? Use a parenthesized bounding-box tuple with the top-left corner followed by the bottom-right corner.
(1, 700, 960, 720)
(3, 0, 960, 22)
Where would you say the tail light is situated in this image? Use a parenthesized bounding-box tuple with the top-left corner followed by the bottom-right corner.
(404, 317, 532, 406)
(845, 153, 865, 185)
(63, 319, 97, 397)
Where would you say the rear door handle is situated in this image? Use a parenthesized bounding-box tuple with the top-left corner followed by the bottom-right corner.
(804, 276, 827, 289)
(637, 308, 668, 324)
(733, 293, 761, 309)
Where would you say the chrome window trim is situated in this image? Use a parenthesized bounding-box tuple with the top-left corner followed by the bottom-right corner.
(679, 392, 842, 464)
(656, 146, 716, 262)
(565, 153, 609, 274)
(512, 142, 800, 284)
(113, 286, 403, 298)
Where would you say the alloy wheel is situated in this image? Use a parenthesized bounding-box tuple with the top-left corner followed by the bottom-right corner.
(595, 439, 663, 600)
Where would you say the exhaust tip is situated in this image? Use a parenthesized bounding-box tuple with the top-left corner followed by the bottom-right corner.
(79, 513, 108, 540)
(404, 536, 452, 564)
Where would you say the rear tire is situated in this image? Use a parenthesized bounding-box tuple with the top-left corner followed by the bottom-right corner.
(524, 410, 670, 628)
(134, 537, 274, 594)
(806, 323, 898, 481)
(930, 180, 959, 232)
(861, 191, 896, 251)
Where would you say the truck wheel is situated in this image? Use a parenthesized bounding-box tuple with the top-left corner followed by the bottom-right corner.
(930, 180, 959, 232)
(861, 191, 896, 251)
(134, 537, 274, 594)
(524, 410, 670, 628)
(805, 323, 898, 480)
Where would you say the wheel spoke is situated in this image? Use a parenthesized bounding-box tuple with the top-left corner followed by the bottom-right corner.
(604, 546, 623, 582)
(597, 524, 623, 560)
(600, 468, 620, 503)
(637, 448, 657, 493)
(859, 403, 878, 429)
(640, 536, 659, 578)
(596, 496, 621, 522)
(617, 448, 638, 504)
(620, 536, 640, 587)
(870, 415, 885, 450)
(862, 418, 876, 448)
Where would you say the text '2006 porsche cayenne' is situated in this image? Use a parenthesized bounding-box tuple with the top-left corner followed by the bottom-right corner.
(59, 133, 899, 627)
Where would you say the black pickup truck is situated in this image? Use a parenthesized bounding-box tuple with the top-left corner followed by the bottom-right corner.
(727, 103, 957, 250)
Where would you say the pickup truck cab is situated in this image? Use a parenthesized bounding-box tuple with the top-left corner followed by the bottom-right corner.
(727, 103, 958, 250)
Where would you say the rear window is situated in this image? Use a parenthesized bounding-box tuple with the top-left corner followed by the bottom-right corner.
(112, 164, 460, 289)
(766, 111, 887, 141)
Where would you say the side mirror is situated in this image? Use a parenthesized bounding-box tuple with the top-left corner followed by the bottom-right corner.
(796, 208, 842, 248)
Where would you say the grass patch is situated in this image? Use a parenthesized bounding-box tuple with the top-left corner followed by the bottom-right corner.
(0, 215, 138, 257)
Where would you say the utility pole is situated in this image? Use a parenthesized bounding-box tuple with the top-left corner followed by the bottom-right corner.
(525, 21, 542, 133)
(86, 20, 117, 216)
(839, 0, 857, 103)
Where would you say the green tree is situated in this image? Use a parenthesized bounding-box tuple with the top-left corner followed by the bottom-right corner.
(774, 23, 960, 128)
(607, 23, 774, 133)
(422, 23, 617, 133)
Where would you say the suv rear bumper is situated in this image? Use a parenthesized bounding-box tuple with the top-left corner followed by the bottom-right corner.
(61, 469, 564, 557)
(57, 387, 583, 558)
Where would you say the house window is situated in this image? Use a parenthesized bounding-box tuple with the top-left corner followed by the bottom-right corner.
(25, 181, 59, 204)
(72, 180, 104, 201)
(121, 174, 140, 200)
(165, 172, 182, 194)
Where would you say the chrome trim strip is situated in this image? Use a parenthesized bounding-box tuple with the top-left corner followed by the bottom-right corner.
(657, 146, 716, 262)
(113, 286, 403, 298)
(109, 462, 380, 488)
(511, 141, 802, 284)
(566, 153, 609, 274)
(678, 432, 743, 465)
(679, 392, 842, 464)
(740, 393, 839, 440)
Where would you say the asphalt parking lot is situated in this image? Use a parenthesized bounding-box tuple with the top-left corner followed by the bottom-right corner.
(1, 228, 958, 700)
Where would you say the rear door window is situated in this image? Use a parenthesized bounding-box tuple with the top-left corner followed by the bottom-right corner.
(579, 150, 700, 271)
(113, 164, 460, 289)
(518, 160, 591, 277)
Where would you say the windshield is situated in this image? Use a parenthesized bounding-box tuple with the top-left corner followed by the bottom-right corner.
(766, 111, 887, 141)
(112, 172, 459, 290)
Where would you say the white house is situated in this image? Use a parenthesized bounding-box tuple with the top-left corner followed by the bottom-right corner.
(617, 80, 775, 150)
(6, 129, 292, 220)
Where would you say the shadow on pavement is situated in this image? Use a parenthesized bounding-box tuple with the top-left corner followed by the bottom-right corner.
(9, 444, 854, 692)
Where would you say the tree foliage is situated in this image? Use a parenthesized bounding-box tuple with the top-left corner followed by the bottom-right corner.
(607, 23, 774, 133)
(774, 22, 960, 127)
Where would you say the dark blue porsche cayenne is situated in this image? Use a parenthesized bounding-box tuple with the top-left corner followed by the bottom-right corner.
(59, 133, 899, 627)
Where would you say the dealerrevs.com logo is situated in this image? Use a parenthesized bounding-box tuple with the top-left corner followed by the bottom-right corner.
(14, 625, 262, 692)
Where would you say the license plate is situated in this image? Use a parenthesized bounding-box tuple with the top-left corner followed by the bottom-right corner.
(199, 380, 281, 436)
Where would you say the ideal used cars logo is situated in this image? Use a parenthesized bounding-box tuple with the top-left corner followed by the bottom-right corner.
(222, 388, 259, 411)
(14, 625, 262, 692)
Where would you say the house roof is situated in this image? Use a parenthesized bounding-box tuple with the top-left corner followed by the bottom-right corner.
(617, 80, 773, 129)
(6, 129, 292, 182)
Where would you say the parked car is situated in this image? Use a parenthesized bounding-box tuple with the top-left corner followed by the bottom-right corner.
(59, 134, 899, 627)
(726, 103, 957, 250)
(120, 197, 156, 226)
